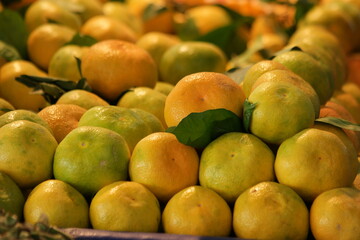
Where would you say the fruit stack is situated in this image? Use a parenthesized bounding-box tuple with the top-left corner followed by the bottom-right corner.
(0, 0, 359, 240)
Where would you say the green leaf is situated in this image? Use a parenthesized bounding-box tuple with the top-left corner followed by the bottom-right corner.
(243, 99, 257, 133)
(15, 75, 92, 104)
(0, 108, 13, 113)
(142, 3, 168, 21)
(315, 117, 360, 131)
(166, 108, 243, 149)
(65, 33, 97, 47)
(196, 23, 240, 57)
(0, 9, 28, 58)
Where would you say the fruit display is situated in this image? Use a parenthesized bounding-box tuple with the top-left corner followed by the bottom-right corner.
(0, 0, 360, 240)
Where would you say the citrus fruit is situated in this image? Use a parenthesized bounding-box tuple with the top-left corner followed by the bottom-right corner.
(0, 60, 48, 112)
(319, 100, 360, 153)
(80, 15, 137, 43)
(0, 171, 25, 219)
(241, 59, 288, 97)
(24, 0, 82, 32)
(153, 81, 174, 96)
(288, 24, 347, 88)
(233, 181, 309, 240)
(310, 187, 360, 240)
(56, 89, 109, 110)
(174, 4, 232, 39)
(272, 50, 334, 104)
(23, 179, 89, 228)
(117, 87, 167, 128)
(301, 0, 360, 53)
(249, 69, 321, 118)
(247, 80, 315, 145)
(48, 44, 89, 82)
(0, 99, 14, 117)
(0, 109, 52, 133)
(332, 91, 360, 123)
(78, 106, 163, 152)
(164, 72, 245, 127)
(162, 185, 232, 237)
(129, 132, 199, 202)
(90, 181, 161, 232)
(68, 0, 103, 22)
(126, 0, 174, 34)
(37, 104, 87, 143)
(0, 120, 57, 189)
(136, 31, 180, 73)
(159, 41, 227, 85)
(81, 39, 158, 102)
(53, 126, 130, 198)
(103, 1, 143, 36)
(199, 132, 275, 204)
(27, 23, 76, 70)
(275, 124, 359, 202)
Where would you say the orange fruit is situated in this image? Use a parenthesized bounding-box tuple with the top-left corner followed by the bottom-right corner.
(164, 72, 245, 127)
(310, 187, 360, 240)
(248, 68, 321, 118)
(174, 4, 232, 40)
(0, 171, 25, 219)
(199, 132, 275, 204)
(272, 50, 334, 104)
(81, 39, 158, 102)
(0, 98, 15, 117)
(117, 87, 167, 128)
(27, 23, 76, 70)
(129, 132, 199, 202)
(103, 1, 143, 36)
(38, 104, 87, 143)
(53, 126, 131, 198)
(159, 41, 227, 85)
(136, 31, 180, 73)
(248, 80, 316, 145)
(78, 106, 164, 152)
(80, 15, 138, 43)
(23, 179, 89, 228)
(0, 120, 57, 189)
(90, 181, 161, 232)
(48, 44, 89, 82)
(319, 100, 360, 153)
(332, 91, 360, 123)
(24, 0, 82, 32)
(0, 60, 48, 112)
(162, 185, 232, 237)
(241, 60, 288, 97)
(56, 89, 109, 110)
(69, 0, 103, 22)
(233, 181, 309, 240)
(275, 124, 359, 202)
(0, 109, 52, 133)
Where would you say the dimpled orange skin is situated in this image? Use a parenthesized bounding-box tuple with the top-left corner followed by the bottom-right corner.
(164, 72, 246, 127)
(81, 40, 158, 102)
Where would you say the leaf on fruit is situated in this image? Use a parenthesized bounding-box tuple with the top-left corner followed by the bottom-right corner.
(65, 33, 97, 47)
(243, 99, 257, 133)
(0, 9, 28, 58)
(166, 108, 243, 149)
(15, 75, 92, 104)
(315, 117, 360, 131)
